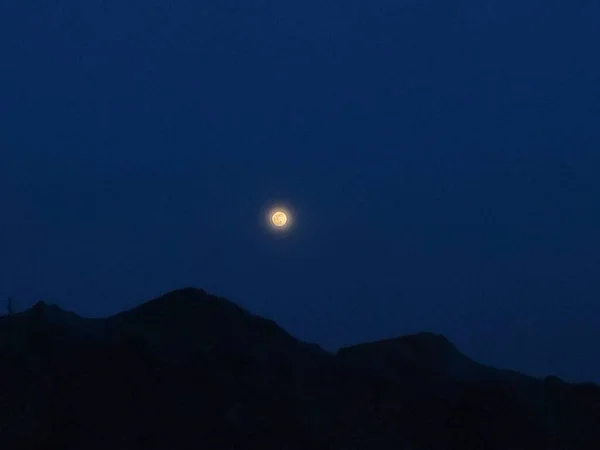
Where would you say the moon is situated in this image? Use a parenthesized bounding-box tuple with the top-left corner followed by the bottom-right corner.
(271, 211, 288, 227)
(262, 203, 293, 233)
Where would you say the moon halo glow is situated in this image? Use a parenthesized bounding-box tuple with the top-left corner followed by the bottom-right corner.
(266, 206, 292, 232)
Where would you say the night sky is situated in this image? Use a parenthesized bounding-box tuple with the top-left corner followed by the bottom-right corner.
(1, 1, 599, 383)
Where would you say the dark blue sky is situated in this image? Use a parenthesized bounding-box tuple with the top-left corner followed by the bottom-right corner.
(1, 1, 599, 382)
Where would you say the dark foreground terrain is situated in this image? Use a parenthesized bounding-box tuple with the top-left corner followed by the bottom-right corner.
(0, 288, 599, 449)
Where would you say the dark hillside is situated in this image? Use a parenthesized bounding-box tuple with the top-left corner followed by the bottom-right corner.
(0, 288, 598, 449)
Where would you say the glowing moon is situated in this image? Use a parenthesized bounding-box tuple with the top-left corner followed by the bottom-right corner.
(271, 211, 288, 227)
(263, 204, 293, 233)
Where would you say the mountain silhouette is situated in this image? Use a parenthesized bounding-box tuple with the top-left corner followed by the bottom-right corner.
(0, 287, 598, 449)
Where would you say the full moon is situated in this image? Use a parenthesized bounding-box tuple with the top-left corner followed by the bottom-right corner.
(271, 211, 288, 227)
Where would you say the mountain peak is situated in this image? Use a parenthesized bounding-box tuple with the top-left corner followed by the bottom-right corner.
(116, 286, 249, 323)
(337, 331, 490, 383)
(106, 287, 321, 364)
(31, 300, 60, 310)
(21, 300, 80, 322)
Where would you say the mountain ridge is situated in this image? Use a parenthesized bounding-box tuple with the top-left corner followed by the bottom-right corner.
(0, 287, 598, 450)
